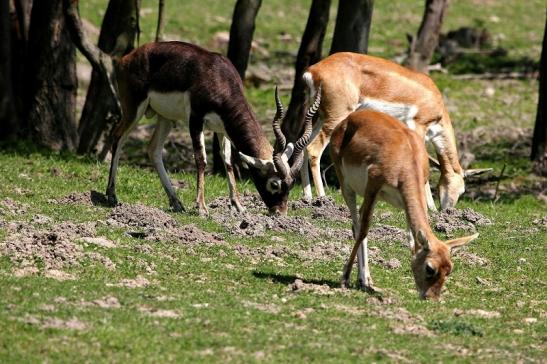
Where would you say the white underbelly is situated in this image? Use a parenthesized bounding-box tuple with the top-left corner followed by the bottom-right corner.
(143, 91, 227, 132)
(148, 90, 191, 122)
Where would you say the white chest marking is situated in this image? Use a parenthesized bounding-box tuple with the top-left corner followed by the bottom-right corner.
(148, 91, 191, 122)
(357, 98, 418, 129)
(341, 160, 405, 209)
(341, 161, 369, 197)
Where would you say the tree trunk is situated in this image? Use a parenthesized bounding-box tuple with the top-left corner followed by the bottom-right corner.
(531, 19, 547, 176)
(227, 0, 262, 78)
(77, 0, 139, 155)
(404, 0, 450, 73)
(0, 0, 18, 140)
(25, 0, 78, 151)
(282, 0, 331, 142)
(212, 0, 262, 174)
(155, 0, 165, 42)
(330, 0, 374, 54)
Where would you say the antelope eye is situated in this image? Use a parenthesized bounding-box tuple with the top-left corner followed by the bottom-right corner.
(425, 263, 437, 278)
(267, 178, 282, 193)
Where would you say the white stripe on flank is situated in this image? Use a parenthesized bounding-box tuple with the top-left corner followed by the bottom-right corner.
(358, 98, 418, 129)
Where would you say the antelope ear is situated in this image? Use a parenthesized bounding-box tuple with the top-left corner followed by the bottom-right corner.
(446, 233, 478, 250)
(464, 168, 493, 178)
(281, 143, 294, 163)
(238, 152, 274, 173)
(417, 230, 430, 251)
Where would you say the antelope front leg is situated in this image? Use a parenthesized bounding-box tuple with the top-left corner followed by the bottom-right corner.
(148, 116, 185, 212)
(106, 118, 139, 206)
(300, 151, 313, 200)
(307, 129, 330, 197)
(219, 134, 245, 212)
(190, 117, 208, 216)
(339, 183, 360, 288)
(355, 187, 380, 293)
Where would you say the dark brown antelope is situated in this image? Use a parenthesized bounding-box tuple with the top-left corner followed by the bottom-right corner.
(330, 108, 478, 299)
(107, 41, 320, 215)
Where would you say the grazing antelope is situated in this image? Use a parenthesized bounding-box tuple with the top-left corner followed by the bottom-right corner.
(107, 41, 320, 216)
(301, 52, 487, 210)
(330, 109, 478, 299)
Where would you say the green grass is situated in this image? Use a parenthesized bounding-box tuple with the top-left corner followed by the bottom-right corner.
(0, 143, 545, 363)
(1, 0, 546, 362)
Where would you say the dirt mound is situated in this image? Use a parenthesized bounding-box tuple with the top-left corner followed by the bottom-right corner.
(288, 279, 347, 296)
(0, 198, 29, 215)
(453, 249, 490, 266)
(210, 194, 354, 240)
(107, 202, 224, 245)
(20, 315, 88, 330)
(108, 203, 178, 230)
(291, 196, 351, 221)
(0, 219, 117, 275)
(533, 216, 547, 228)
(2, 228, 85, 269)
(55, 190, 108, 206)
(368, 225, 408, 245)
(432, 208, 491, 235)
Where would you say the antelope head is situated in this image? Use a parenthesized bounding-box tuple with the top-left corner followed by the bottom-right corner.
(411, 230, 479, 300)
(239, 86, 321, 215)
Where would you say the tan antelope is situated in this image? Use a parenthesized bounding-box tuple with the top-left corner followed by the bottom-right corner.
(330, 108, 478, 299)
(301, 52, 486, 210)
(107, 41, 320, 216)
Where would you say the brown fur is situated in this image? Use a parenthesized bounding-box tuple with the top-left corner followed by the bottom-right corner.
(304, 52, 465, 209)
(330, 109, 477, 299)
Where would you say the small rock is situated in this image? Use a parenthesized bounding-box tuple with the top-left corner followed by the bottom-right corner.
(475, 276, 491, 285)
(523, 317, 537, 324)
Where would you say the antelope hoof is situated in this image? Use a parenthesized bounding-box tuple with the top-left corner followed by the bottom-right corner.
(359, 278, 382, 294)
(196, 203, 209, 217)
(340, 269, 352, 289)
(231, 199, 246, 213)
(170, 198, 185, 213)
(106, 192, 118, 207)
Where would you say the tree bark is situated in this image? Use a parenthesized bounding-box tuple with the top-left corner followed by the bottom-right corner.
(0, 0, 18, 140)
(76, 0, 139, 155)
(155, 0, 165, 42)
(227, 0, 262, 78)
(282, 0, 331, 142)
(25, 0, 78, 151)
(330, 0, 374, 54)
(531, 19, 547, 176)
(405, 0, 450, 73)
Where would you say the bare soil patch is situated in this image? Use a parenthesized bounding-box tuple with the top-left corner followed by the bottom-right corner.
(431, 207, 491, 235)
(210, 193, 408, 253)
(107, 203, 224, 246)
(0, 197, 29, 215)
(55, 190, 108, 206)
(290, 196, 351, 221)
(0, 219, 115, 276)
(19, 314, 88, 331)
(453, 249, 490, 266)
(137, 305, 181, 318)
(288, 279, 347, 296)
